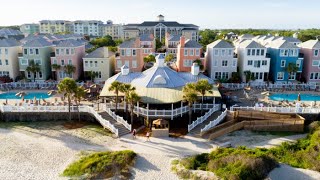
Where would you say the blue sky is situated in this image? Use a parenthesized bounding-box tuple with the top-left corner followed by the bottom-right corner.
(1, 0, 319, 29)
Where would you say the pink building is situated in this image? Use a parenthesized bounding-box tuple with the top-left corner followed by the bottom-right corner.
(51, 39, 85, 80)
(299, 40, 320, 83)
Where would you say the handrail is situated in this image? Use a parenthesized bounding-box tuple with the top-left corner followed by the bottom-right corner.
(188, 104, 221, 132)
(200, 109, 227, 133)
(104, 106, 131, 131)
(230, 106, 320, 114)
(221, 82, 318, 90)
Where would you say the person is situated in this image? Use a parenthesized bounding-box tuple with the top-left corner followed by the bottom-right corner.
(132, 129, 136, 139)
(146, 131, 150, 142)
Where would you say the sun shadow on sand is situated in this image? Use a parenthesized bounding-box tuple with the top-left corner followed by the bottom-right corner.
(268, 164, 320, 180)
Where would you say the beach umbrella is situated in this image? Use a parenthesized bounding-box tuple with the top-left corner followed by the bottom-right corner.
(297, 93, 301, 101)
(152, 119, 168, 126)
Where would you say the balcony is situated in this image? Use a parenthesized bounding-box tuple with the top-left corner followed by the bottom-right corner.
(141, 45, 152, 48)
(50, 52, 55, 57)
(18, 53, 23, 57)
(299, 53, 304, 58)
(168, 45, 177, 48)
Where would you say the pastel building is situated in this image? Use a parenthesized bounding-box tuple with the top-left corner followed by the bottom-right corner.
(236, 40, 270, 82)
(299, 40, 320, 83)
(102, 20, 123, 39)
(19, 38, 54, 81)
(51, 40, 85, 80)
(0, 39, 21, 80)
(165, 33, 180, 55)
(39, 20, 72, 34)
(116, 34, 155, 72)
(176, 36, 203, 72)
(73, 20, 103, 37)
(206, 40, 237, 80)
(20, 24, 40, 35)
(83, 47, 115, 82)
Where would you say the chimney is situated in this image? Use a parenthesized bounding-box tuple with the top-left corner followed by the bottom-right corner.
(121, 65, 129, 75)
(180, 36, 185, 48)
(191, 63, 199, 76)
(103, 47, 108, 57)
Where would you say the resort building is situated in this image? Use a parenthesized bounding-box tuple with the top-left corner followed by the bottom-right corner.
(72, 20, 103, 37)
(51, 39, 85, 80)
(116, 34, 155, 72)
(20, 24, 40, 35)
(299, 40, 320, 83)
(19, 38, 54, 81)
(102, 20, 123, 39)
(236, 40, 271, 82)
(123, 15, 199, 41)
(176, 36, 203, 72)
(206, 40, 237, 81)
(0, 28, 24, 40)
(39, 20, 73, 34)
(83, 47, 115, 83)
(165, 33, 180, 55)
(0, 39, 21, 80)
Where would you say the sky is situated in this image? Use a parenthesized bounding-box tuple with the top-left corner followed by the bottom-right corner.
(1, 0, 319, 29)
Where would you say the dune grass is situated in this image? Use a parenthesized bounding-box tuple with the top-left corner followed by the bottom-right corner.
(62, 150, 136, 179)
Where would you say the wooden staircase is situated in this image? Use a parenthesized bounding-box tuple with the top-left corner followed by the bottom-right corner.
(99, 112, 131, 137)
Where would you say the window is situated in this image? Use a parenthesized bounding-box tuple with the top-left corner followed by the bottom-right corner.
(66, 49, 70, 55)
(183, 60, 193, 67)
(68, 59, 72, 65)
(247, 49, 251, 56)
(0, 59, 2, 65)
(312, 60, 319, 66)
(34, 59, 41, 65)
(257, 49, 260, 56)
(221, 49, 226, 56)
(125, 60, 129, 66)
(262, 60, 267, 66)
(61, 49, 65, 55)
(281, 60, 286, 67)
(254, 60, 261, 68)
(53, 59, 57, 64)
(310, 72, 319, 80)
(89, 61, 93, 67)
(97, 71, 102, 78)
(252, 49, 256, 56)
(222, 72, 229, 79)
(190, 49, 194, 56)
(222, 60, 228, 67)
(5, 59, 8, 65)
(24, 49, 28, 55)
(20, 59, 28, 65)
(71, 49, 74, 54)
(289, 49, 294, 56)
(94, 61, 98, 67)
(61, 59, 65, 66)
(214, 60, 217, 67)
(184, 49, 188, 56)
(280, 49, 285, 56)
(132, 60, 137, 68)
(228, 49, 232, 56)
(247, 60, 253, 66)
(284, 49, 288, 56)
(214, 50, 219, 56)
(233, 60, 237, 67)
(215, 72, 221, 79)
(261, 49, 265, 56)
(56, 49, 59, 55)
(84, 61, 88, 67)
(132, 49, 136, 56)
(277, 72, 284, 80)
(38, 71, 43, 79)
(27, 71, 31, 78)
(288, 72, 296, 80)
(196, 49, 200, 56)
(126, 49, 131, 56)
(121, 49, 125, 56)
(29, 49, 34, 55)
(296, 60, 301, 68)
(117, 60, 122, 68)
(314, 50, 319, 57)
(35, 49, 39, 55)
(5, 49, 8, 55)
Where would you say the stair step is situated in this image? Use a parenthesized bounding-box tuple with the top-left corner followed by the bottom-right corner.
(98, 112, 131, 137)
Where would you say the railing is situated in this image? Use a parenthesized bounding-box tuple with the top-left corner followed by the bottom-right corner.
(230, 106, 320, 114)
(200, 109, 227, 133)
(0, 81, 85, 90)
(0, 105, 119, 137)
(221, 82, 318, 91)
(188, 104, 221, 132)
(104, 106, 131, 131)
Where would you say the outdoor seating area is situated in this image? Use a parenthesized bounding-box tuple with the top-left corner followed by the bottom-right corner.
(152, 119, 169, 137)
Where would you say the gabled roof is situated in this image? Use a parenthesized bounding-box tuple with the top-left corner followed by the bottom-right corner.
(0, 28, 23, 36)
(268, 39, 299, 49)
(184, 40, 202, 48)
(0, 39, 20, 47)
(139, 34, 153, 41)
(238, 34, 254, 40)
(84, 47, 114, 58)
(119, 39, 136, 48)
(238, 40, 265, 49)
(299, 40, 320, 49)
(56, 39, 84, 47)
(23, 38, 53, 47)
(168, 35, 181, 41)
(125, 21, 198, 28)
(207, 39, 234, 48)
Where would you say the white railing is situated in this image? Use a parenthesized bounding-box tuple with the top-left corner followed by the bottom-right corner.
(105, 107, 131, 131)
(0, 105, 119, 137)
(221, 82, 318, 91)
(0, 81, 86, 90)
(188, 104, 221, 132)
(105, 103, 126, 110)
(230, 106, 320, 114)
(200, 109, 227, 133)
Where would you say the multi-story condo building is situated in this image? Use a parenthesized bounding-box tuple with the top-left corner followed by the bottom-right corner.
(176, 36, 203, 72)
(19, 38, 54, 81)
(236, 40, 270, 82)
(299, 40, 320, 83)
(0, 39, 21, 80)
(265, 39, 303, 82)
(116, 34, 155, 72)
(51, 39, 85, 80)
(83, 47, 115, 82)
(20, 24, 40, 35)
(73, 20, 103, 37)
(39, 20, 72, 34)
(102, 20, 123, 39)
(206, 40, 237, 81)
(123, 15, 199, 41)
(165, 33, 180, 55)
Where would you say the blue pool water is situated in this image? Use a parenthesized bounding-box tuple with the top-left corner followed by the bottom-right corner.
(269, 94, 320, 101)
(0, 92, 51, 99)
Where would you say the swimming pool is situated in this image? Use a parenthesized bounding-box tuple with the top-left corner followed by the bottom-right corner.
(269, 93, 320, 101)
(0, 92, 51, 100)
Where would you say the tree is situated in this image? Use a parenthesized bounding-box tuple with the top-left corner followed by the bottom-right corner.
(155, 38, 164, 50)
(285, 63, 299, 83)
(195, 79, 213, 115)
(183, 83, 198, 124)
(125, 90, 140, 130)
(58, 78, 78, 121)
(243, 70, 255, 84)
(108, 81, 123, 113)
(51, 64, 61, 80)
(199, 29, 217, 49)
(86, 71, 98, 82)
(193, 59, 204, 70)
(26, 60, 40, 82)
(64, 64, 76, 78)
(143, 54, 156, 69)
(73, 86, 86, 121)
(119, 83, 136, 119)
(165, 54, 174, 63)
(90, 35, 116, 47)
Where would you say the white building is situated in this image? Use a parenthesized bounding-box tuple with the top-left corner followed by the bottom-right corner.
(73, 20, 103, 37)
(206, 40, 237, 81)
(236, 40, 270, 82)
(0, 39, 21, 80)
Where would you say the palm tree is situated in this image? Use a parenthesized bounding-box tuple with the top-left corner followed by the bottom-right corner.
(86, 70, 98, 82)
(26, 60, 40, 82)
(64, 64, 76, 78)
(165, 53, 174, 63)
(195, 79, 213, 115)
(73, 86, 86, 121)
(183, 83, 198, 124)
(51, 64, 61, 80)
(143, 54, 156, 69)
(193, 59, 204, 70)
(120, 83, 136, 118)
(285, 63, 299, 83)
(243, 70, 255, 85)
(58, 78, 78, 121)
(126, 90, 140, 130)
(108, 81, 123, 113)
